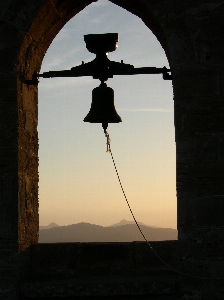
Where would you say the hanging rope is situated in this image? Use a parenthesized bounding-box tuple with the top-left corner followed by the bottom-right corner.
(104, 128, 224, 280)
(105, 131, 111, 153)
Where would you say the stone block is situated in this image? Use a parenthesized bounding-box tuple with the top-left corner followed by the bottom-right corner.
(177, 160, 224, 181)
(163, 22, 196, 67)
(75, 242, 135, 276)
(193, 14, 224, 65)
(184, 110, 224, 134)
(30, 243, 135, 279)
(176, 133, 220, 161)
(0, 174, 18, 240)
(21, 276, 176, 298)
(27, 0, 64, 51)
(0, 47, 20, 72)
(177, 195, 224, 236)
(2, 0, 45, 32)
(173, 66, 220, 98)
(30, 243, 78, 280)
(134, 241, 179, 274)
(177, 172, 222, 194)
(17, 39, 45, 79)
(191, 196, 224, 226)
(179, 238, 224, 261)
(0, 2, 11, 21)
(208, 260, 224, 283)
(175, 96, 224, 136)
(219, 66, 224, 96)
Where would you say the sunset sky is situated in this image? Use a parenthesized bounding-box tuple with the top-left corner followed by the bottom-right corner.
(38, 0, 176, 229)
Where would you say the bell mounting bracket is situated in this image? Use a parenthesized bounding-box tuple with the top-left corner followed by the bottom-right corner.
(24, 33, 172, 85)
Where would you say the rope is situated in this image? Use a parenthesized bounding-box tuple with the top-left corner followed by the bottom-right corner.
(104, 129, 224, 280)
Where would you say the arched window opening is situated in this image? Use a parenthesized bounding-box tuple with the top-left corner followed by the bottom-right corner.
(38, 0, 175, 242)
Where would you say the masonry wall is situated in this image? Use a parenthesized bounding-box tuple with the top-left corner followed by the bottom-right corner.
(1, 0, 224, 299)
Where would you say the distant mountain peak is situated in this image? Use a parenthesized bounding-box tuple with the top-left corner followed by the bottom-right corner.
(48, 222, 59, 227)
(39, 222, 59, 230)
(116, 219, 129, 225)
(110, 219, 148, 227)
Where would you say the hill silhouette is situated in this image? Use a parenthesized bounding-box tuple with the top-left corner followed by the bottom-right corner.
(39, 221, 177, 243)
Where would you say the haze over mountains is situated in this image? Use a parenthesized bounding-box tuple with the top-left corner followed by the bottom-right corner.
(39, 220, 177, 243)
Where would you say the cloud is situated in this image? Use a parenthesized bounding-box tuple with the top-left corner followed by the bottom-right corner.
(118, 108, 172, 112)
(53, 30, 70, 42)
(41, 57, 65, 72)
(89, 16, 104, 24)
(41, 45, 86, 72)
(39, 76, 93, 91)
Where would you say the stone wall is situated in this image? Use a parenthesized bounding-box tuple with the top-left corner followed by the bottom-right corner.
(1, 0, 224, 298)
(21, 241, 179, 298)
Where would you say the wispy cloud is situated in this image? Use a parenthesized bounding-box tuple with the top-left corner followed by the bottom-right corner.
(89, 16, 104, 23)
(41, 57, 65, 72)
(39, 76, 93, 92)
(41, 45, 86, 72)
(118, 108, 172, 112)
(53, 30, 70, 42)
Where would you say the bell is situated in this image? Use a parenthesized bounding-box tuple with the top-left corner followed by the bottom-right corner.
(84, 83, 122, 124)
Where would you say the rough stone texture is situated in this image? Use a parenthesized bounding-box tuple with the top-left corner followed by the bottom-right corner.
(1, 0, 224, 298)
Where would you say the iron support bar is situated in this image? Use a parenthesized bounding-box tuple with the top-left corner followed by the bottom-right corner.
(37, 66, 172, 81)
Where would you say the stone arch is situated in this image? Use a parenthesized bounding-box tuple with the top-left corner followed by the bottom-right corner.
(15, 0, 178, 251)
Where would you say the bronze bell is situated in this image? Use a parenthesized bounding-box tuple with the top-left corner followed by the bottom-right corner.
(84, 83, 122, 124)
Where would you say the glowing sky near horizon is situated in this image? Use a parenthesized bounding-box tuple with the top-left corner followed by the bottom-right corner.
(38, 0, 176, 229)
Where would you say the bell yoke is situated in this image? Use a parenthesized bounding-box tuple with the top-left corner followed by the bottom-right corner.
(36, 33, 172, 131)
(82, 33, 122, 132)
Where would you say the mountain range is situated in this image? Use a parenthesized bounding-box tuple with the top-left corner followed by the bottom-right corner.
(39, 220, 177, 243)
